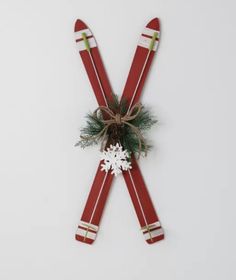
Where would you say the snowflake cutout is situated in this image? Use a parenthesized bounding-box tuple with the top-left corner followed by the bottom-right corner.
(101, 143, 132, 176)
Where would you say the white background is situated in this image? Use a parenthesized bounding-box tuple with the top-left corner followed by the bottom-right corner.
(0, 0, 235, 279)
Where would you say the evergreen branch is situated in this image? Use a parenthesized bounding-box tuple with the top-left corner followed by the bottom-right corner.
(75, 96, 157, 157)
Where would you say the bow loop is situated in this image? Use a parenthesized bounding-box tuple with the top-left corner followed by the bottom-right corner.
(125, 102, 143, 121)
(81, 102, 147, 158)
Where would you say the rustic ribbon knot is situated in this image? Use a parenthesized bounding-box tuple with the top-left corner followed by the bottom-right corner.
(81, 102, 148, 158)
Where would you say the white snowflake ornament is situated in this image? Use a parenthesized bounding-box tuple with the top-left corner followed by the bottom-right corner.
(101, 143, 132, 176)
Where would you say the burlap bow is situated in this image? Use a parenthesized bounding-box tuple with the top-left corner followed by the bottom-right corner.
(80, 103, 148, 158)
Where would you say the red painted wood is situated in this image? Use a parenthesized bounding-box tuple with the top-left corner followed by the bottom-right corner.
(80, 163, 113, 224)
(123, 157, 158, 225)
(74, 18, 164, 244)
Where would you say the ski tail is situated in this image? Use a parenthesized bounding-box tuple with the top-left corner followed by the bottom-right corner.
(123, 157, 164, 244)
(75, 164, 113, 244)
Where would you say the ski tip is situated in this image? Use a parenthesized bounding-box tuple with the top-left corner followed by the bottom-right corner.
(74, 19, 88, 32)
(146, 18, 160, 31)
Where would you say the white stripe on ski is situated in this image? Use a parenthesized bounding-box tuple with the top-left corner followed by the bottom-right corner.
(79, 221, 99, 232)
(138, 35, 159, 51)
(76, 37, 97, 51)
(142, 27, 160, 37)
(76, 228, 96, 240)
(144, 228, 164, 241)
(75, 28, 93, 40)
(141, 221, 161, 233)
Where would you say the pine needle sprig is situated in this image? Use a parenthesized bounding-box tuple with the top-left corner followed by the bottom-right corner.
(108, 93, 128, 115)
(129, 107, 157, 131)
(121, 107, 156, 157)
(81, 113, 105, 135)
(75, 113, 105, 148)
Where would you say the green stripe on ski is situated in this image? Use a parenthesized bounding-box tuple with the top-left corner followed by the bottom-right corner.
(149, 32, 158, 51)
(82, 32, 90, 52)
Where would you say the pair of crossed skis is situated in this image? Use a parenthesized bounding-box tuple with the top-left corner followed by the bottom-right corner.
(74, 18, 164, 244)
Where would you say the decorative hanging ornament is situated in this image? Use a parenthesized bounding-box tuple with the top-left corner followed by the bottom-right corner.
(100, 143, 132, 176)
(74, 18, 164, 244)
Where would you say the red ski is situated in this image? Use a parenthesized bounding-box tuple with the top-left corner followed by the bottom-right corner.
(74, 18, 164, 244)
